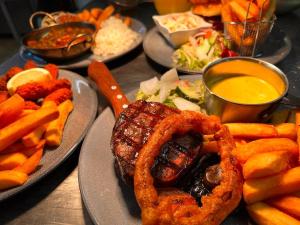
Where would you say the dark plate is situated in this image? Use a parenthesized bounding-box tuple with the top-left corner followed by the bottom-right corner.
(0, 70, 98, 201)
(19, 18, 147, 69)
(143, 26, 292, 74)
(78, 75, 250, 225)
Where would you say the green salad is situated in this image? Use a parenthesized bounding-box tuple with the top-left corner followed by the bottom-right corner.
(136, 68, 206, 113)
(172, 29, 234, 71)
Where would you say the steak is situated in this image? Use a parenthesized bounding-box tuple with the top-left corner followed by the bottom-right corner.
(111, 100, 203, 184)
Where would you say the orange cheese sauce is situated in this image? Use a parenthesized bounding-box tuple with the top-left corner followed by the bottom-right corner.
(211, 75, 280, 104)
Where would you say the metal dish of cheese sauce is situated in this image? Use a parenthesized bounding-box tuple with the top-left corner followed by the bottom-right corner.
(203, 57, 288, 123)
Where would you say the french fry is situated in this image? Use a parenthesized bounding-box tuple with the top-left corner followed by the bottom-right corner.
(0, 170, 28, 190)
(123, 16, 131, 26)
(233, 138, 298, 163)
(22, 124, 47, 147)
(14, 148, 43, 175)
(235, 0, 259, 19)
(267, 196, 300, 220)
(243, 151, 291, 179)
(247, 202, 300, 225)
(228, 1, 255, 22)
(90, 8, 102, 19)
(0, 106, 59, 152)
(0, 94, 25, 128)
(0, 152, 27, 170)
(276, 123, 297, 140)
(256, 0, 271, 13)
(45, 100, 73, 146)
(96, 5, 115, 28)
(243, 167, 300, 204)
(225, 123, 278, 139)
(234, 139, 247, 147)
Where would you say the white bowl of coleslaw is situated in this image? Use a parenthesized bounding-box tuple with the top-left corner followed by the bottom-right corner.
(153, 11, 212, 48)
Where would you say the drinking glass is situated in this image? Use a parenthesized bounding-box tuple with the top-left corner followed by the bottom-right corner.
(153, 0, 191, 15)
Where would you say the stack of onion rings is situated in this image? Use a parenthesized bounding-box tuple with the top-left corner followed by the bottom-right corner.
(134, 111, 242, 225)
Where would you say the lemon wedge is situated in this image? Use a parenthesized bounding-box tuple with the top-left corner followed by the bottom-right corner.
(7, 68, 52, 95)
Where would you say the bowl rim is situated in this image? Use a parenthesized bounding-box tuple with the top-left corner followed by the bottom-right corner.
(152, 11, 212, 34)
(202, 56, 289, 106)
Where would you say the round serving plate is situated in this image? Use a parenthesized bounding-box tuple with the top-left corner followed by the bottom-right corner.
(78, 75, 250, 225)
(0, 70, 98, 201)
(19, 18, 147, 69)
(143, 26, 292, 74)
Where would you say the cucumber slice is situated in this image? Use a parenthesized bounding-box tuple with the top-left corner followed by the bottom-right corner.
(160, 68, 179, 83)
(176, 80, 203, 102)
(173, 97, 201, 112)
(140, 77, 160, 95)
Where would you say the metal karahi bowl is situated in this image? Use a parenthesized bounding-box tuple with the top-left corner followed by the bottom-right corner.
(203, 57, 289, 123)
(22, 22, 95, 60)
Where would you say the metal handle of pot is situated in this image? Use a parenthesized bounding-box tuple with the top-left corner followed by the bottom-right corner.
(281, 93, 300, 108)
(64, 33, 93, 52)
(29, 11, 57, 29)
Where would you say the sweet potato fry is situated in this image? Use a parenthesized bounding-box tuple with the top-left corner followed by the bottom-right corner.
(123, 16, 131, 26)
(96, 5, 115, 28)
(0, 94, 25, 128)
(14, 148, 43, 175)
(247, 202, 300, 225)
(22, 140, 45, 157)
(90, 8, 102, 19)
(45, 100, 73, 146)
(225, 123, 278, 139)
(81, 9, 90, 21)
(243, 151, 291, 179)
(276, 123, 297, 140)
(0, 140, 45, 156)
(0, 91, 9, 104)
(0, 170, 28, 190)
(243, 166, 300, 204)
(233, 138, 298, 164)
(22, 124, 47, 147)
(0, 152, 27, 170)
(267, 196, 300, 220)
(0, 106, 59, 152)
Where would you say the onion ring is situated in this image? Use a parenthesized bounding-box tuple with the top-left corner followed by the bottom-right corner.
(134, 111, 242, 225)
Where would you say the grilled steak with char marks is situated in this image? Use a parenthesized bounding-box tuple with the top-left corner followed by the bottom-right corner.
(111, 100, 203, 184)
